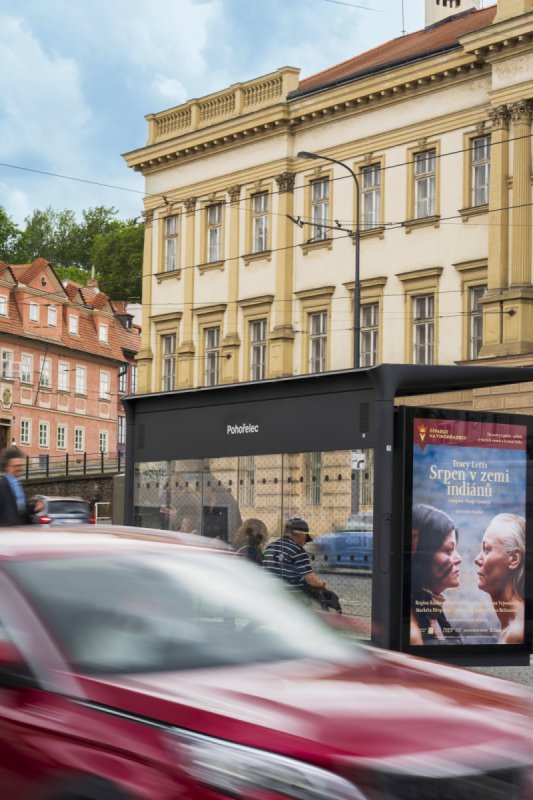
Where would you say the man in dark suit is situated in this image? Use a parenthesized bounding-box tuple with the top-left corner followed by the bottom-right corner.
(0, 446, 43, 526)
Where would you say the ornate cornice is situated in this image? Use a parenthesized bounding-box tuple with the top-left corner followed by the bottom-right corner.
(275, 172, 295, 194)
(183, 196, 197, 214)
(227, 184, 241, 203)
(488, 104, 511, 130)
(510, 99, 533, 125)
(142, 209, 154, 228)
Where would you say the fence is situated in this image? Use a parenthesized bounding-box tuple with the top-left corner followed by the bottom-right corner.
(23, 451, 124, 480)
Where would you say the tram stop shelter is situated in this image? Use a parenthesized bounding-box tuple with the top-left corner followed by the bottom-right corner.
(123, 364, 533, 666)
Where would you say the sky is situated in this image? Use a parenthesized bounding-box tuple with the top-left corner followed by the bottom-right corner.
(0, 0, 432, 226)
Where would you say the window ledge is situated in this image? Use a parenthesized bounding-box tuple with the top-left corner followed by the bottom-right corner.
(403, 215, 440, 234)
(1, 376, 14, 382)
(458, 204, 488, 221)
(38, 385, 52, 392)
(99, 396, 111, 402)
(75, 392, 87, 398)
(300, 238, 333, 255)
(351, 226, 386, 242)
(243, 250, 272, 266)
(198, 260, 225, 274)
(156, 268, 181, 282)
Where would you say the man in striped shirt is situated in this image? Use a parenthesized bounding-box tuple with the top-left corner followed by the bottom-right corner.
(263, 517, 327, 592)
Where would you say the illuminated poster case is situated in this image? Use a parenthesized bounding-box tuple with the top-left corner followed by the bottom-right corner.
(400, 407, 532, 660)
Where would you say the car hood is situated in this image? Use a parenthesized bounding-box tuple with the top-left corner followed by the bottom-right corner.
(78, 648, 533, 769)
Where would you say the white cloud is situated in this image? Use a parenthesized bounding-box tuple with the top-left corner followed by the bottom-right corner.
(152, 74, 188, 103)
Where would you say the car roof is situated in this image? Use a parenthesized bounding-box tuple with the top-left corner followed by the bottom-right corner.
(32, 496, 86, 502)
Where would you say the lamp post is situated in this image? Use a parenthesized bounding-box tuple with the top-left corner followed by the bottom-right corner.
(297, 151, 361, 369)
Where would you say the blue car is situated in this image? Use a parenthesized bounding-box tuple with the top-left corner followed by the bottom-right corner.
(311, 513, 373, 572)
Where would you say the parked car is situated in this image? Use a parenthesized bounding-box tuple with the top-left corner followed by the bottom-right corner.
(309, 512, 373, 571)
(29, 495, 91, 525)
(0, 527, 530, 799)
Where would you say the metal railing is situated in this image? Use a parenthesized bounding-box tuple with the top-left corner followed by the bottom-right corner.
(23, 451, 124, 480)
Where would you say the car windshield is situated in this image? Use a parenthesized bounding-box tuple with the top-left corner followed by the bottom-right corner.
(47, 501, 88, 515)
(7, 551, 359, 676)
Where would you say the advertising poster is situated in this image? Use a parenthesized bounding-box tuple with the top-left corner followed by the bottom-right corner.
(409, 416, 527, 647)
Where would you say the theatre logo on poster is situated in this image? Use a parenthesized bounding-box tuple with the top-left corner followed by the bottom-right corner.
(410, 417, 526, 646)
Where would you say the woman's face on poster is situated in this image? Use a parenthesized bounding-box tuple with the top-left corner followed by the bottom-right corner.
(475, 528, 518, 596)
(431, 530, 461, 593)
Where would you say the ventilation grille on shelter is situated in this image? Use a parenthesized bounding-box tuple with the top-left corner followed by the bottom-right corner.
(359, 402, 370, 434)
(137, 424, 145, 450)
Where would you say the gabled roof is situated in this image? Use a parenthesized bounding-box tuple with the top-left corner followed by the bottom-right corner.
(293, 5, 497, 98)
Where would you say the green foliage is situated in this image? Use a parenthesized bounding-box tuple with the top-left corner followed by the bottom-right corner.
(0, 207, 21, 263)
(54, 265, 91, 285)
(92, 222, 144, 300)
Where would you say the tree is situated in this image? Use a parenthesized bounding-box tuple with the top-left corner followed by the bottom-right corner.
(0, 207, 20, 262)
(54, 266, 91, 285)
(92, 221, 144, 300)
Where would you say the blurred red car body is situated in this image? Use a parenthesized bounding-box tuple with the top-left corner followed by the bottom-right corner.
(0, 526, 531, 800)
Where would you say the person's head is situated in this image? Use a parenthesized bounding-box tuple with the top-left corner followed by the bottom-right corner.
(234, 518, 268, 550)
(179, 516, 193, 533)
(411, 504, 461, 597)
(284, 517, 312, 548)
(475, 514, 525, 599)
(1, 446, 24, 478)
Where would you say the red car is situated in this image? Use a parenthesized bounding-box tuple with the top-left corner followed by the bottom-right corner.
(0, 528, 531, 800)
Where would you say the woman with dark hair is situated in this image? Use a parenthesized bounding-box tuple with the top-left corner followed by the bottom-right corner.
(410, 503, 462, 644)
(232, 518, 268, 565)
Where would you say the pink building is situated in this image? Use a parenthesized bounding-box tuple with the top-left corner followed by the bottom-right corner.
(0, 258, 139, 460)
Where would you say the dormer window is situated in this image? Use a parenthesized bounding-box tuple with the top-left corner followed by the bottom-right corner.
(99, 323, 108, 343)
(47, 306, 57, 327)
(0, 296, 8, 317)
(29, 303, 39, 323)
(69, 315, 78, 335)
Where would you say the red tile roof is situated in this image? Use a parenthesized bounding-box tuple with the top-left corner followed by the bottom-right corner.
(295, 5, 497, 96)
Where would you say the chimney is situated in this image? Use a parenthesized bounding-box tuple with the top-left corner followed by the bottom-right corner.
(495, 0, 533, 22)
(425, 0, 481, 27)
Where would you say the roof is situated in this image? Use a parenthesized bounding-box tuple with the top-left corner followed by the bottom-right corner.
(294, 5, 497, 97)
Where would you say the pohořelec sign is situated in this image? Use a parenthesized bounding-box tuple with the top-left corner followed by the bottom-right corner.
(226, 423, 259, 435)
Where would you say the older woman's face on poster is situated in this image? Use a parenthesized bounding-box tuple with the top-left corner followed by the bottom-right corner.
(475, 527, 519, 596)
(431, 530, 461, 592)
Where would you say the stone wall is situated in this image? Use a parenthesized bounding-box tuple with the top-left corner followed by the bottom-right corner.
(21, 473, 114, 519)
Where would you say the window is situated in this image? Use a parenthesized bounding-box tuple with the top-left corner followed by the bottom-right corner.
(118, 415, 126, 445)
(20, 419, 31, 446)
(57, 425, 66, 450)
(21, 354, 32, 384)
(414, 150, 436, 219)
(469, 285, 486, 359)
(119, 366, 128, 394)
(58, 362, 69, 392)
(309, 311, 327, 373)
(311, 178, 329, 241)
(99, 323, 108, 344)
(47, 306, 57, 326)
(74, 426, 85, 451)
(161, 334, 176, 392)
(240, 455, 255, 507)
(360, 303, 378, 367)
(99, 431, 108, 453)
(75, 366, 87, 395)
(207, 204, 222, 263)
(413, 294, 435, 365)
(39, 422, 50, 448)
(39, 356, 51, 388)
(252, 193, 268, 253)
(304, 451, 322, 506)
(204, 326, 220, 387)
(99, 370, 111, 400)
(472, 135, 490, 207)
(130, 364, 137, 393)
(250, 319, 267, 381)
(29, 303, 39, 323)
(361, 165, 381, 230)
(69, 315, 78, 335)
(164, 215, 179, 272)
(1, 350, 13, 379)
(0, 296, 8, 316)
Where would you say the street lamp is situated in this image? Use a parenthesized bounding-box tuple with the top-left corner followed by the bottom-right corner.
(297, 151, 361, 369)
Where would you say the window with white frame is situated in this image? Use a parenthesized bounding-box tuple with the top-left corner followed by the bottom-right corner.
(252, 193, 268, 253)
(204, 326, 220, 387)
(130, 364, 137, 393)
(74, 426, 85, 451)
(414, 150, 436, 219)
(250, 319, 267, 381)
(21, 354, 32, 384)
(39, 356, 51, 388)
(311, 178, 329, 241)
(472, 136, 490, 207)
(58, 362, 69, 392)
(39, 421, 50, 448)
(1, 350, 13, 379)
(20, 419, 31, 446)
(99, 431, 108, 453)
(99, 323, 108, 343)
(309, 311, 327, 373)
(413, 294, 435, 365)
(207, 204, 222, 262)
(469, 285, 486, 360)
(240, 455, 255, 507)
(47, 305, 57, 326)
(118, 365, 128, 393)
(69, 315, 78, 335)
(161, 334, 176, 392)
(57, 424, 66, 450)
(360, 303, 379, 367)
(99, 370, 111, 400)
(75, 366, 87, 395)
(0, 296, 8, 317)
(164, 215, 179, 272)
(118, 415, 126, 445)
(29, 302, 39, 323)
(304, 451, 322, 506)
(361, 165, 381, 230)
